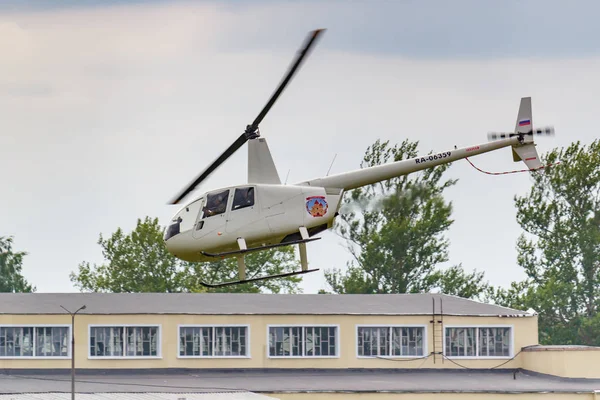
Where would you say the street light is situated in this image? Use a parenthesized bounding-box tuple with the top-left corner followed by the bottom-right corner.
(61, 304, 86, 400)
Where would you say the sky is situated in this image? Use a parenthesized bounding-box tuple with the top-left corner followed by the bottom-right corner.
(2, 0, 600, 294)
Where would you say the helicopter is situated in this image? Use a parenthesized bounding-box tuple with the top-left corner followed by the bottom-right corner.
(163, 29, 555, 288)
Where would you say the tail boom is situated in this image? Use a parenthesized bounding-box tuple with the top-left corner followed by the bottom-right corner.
(298, 97, 550, 191)
(297, 137, 520, 191)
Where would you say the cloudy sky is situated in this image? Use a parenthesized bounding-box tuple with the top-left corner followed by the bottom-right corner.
(2, 0, 599, 294)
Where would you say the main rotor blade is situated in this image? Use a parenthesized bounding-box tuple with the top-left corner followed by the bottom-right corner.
(168, 132, 247, 205)
(248, 28, 325, 132)
(167, 29, 325, 205)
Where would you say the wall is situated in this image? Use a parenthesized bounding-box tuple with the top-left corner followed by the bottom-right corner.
(0, 313, 538, 370)
(522, 345, 600, 379)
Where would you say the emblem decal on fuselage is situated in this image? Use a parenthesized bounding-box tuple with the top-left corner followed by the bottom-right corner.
(306, 196, 328, 217)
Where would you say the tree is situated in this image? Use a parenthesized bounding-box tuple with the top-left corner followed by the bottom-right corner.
(323, 139, 489, 299)
(70, 216, 303, 294)
(0, 236, 35, 293)
(490, 140, 600, 345)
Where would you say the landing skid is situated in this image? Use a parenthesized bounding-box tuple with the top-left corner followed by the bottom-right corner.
(200, 268, 320, 288)
(199, 226, 320, 288)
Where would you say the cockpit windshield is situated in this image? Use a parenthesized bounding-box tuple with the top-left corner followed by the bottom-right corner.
(164, 217, 181, 241)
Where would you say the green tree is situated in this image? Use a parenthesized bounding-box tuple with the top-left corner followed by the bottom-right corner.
(489, 140, 600, 345)
(0, 236, 35, 293)
(324, 139, 488, 299)
(70, 216, 303, 294)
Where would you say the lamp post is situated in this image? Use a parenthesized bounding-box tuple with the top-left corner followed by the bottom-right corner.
(61, 305, 86, 400)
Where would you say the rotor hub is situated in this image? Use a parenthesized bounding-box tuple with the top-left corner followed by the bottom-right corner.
(244, 125, 261, 140)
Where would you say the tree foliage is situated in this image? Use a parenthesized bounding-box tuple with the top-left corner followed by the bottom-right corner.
(324, 139, 488, 299)
(0, 236, 35, 293)
(70, 216, 302, 294)
(490, 140, 600, 345)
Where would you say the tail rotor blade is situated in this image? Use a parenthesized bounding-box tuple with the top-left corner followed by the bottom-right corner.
(487, 132, 513, 141)
(488, 125, 555, 142)
(533, 125, 555, 136)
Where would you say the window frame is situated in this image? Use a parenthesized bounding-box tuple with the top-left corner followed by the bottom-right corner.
(355, 324, 428, 359)
(87, 324, 162, 360)
(0, 324, 71, 359)
(176, 324, 251, 359)
(443, 324, 514, 360)
(266, 324, 340, 359)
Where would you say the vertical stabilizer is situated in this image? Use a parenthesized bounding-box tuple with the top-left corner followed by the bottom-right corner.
(512, 97, 542, 170)
(248, 137, 281, 184)
(515, 97, 533, 136)
(513, 143, 542, 169)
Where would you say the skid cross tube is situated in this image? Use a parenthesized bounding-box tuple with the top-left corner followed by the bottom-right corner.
(200, 237, 321, 258)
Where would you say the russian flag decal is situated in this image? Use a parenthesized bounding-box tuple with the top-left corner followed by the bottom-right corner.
(519, 119, 531, 126)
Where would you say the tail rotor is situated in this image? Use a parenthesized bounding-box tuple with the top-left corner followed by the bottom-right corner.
(486, 97, 555, 170)
(487, 125, 555, 141)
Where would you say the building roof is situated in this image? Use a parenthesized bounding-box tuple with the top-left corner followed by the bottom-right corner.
(0, 370, 599, 395)
(0, 393, 274, 400)
(0, 293, 530, 316)
(0, 293, 531, 317)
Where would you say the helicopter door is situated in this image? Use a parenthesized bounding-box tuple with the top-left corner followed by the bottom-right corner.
(192, 189, 230, 239)
(225, 186, 260, 235)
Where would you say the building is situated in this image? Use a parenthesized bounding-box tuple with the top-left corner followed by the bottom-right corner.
(0, 393, 278, 400)
(1, 292, 599, 399)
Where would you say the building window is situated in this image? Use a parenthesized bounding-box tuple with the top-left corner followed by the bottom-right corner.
(89, 326, 159, 358)
(178, 326, 248, 357)
(268, 326, 337, 357)
(478, 327, 511, 357)
(445, 327, 511, 358)
(36, 327, 70, 357)
(357, 326, 424, 357)
(0, 326, 69, 358)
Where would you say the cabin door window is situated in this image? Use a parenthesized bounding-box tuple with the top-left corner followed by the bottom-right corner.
(226, 186, 260, 234)
(202, 190, 230, 218)
(232, 187, 255, 210)
(192, 190, 230, 239)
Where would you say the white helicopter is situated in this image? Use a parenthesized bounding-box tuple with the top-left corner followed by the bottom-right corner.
(163, 29, 555, 287)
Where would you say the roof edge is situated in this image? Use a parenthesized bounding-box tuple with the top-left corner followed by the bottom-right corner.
(0, 312, 532, 316)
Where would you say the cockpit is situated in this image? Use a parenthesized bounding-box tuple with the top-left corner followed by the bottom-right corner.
(163, 195, 206, 242)
(202, 187, 254, 218)
(163, 186, 256, 242)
